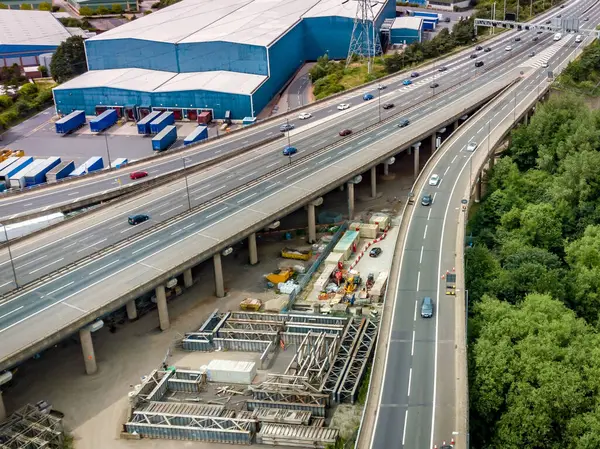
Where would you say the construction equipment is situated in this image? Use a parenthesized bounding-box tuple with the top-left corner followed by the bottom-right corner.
(266, 269, 293, 285)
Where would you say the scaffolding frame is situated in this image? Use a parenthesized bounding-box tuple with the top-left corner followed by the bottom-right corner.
(0, 404, 64, 449)
(285, 332, 338, 387)
(251, 375, 329, 407)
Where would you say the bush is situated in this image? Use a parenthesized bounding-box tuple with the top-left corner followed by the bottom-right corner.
(79, 6, 93, 15)
(20, 3, 32, 9)
(111, 3, 122, 13)
(35, 89, 53, 105)
(38, 2, 52, 10)
(0, 95, 12, 110)
(96, 5, 109, 14)
(19, 83, 39, 98)
(143, 9, 151, 14)
(15, 100, 34, 117)
(0, 110, 19, 129)
(0, 3, 8, 9)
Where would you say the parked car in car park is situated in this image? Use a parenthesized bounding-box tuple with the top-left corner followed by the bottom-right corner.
(339, 129, 352, 136)
(129, 171, 148, 180)
(128, 214, 149, 225)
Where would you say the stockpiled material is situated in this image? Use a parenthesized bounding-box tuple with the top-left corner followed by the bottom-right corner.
(206, 359, 256, 384)
(350, 222, 378, 239)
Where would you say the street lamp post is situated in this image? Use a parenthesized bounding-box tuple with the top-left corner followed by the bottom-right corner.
(104, 133, 113, 170)
(377, 88, 382, 122)
(1, 224, 18, 289)
(286, 118, 293, 165)
(513, 89, 517, 123)
(181, 157, 192, 210)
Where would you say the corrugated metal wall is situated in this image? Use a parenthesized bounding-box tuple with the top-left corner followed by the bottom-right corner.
(303, 16, 355, 61)
(0, 44, 59, 62)
(390, 28, 421, 45)
(178, 41, 268, 75)
(86, 39, 178, 71)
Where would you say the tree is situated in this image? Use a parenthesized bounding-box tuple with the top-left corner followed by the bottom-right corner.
(20, 3, 32, 9)
(50, 36, 87, 84)
(79, 6, 93, 15)
(38, 1, 52, 10)
(96, 5, 110, 14)
(111, 3, 122, 13)
(0, 3, 8, 9)
(19, 83, 39, 98)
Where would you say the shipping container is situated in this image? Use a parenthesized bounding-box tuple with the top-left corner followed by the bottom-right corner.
(70, 157, 104, 176)
(242, 116, 257, 126)
(0, 156, 19, 174)
(183, 125, 208, 146)
(206, 359, 256, 384)
(111, 157, 128, 169)
(24, 156, 61, 187)
(46, 161, 75, 183)
(150, 111, 175, 134)
(0, 213, 65, 241)
(55, 110, 86, 134)
(136, 110, 161, 135)
(9, 159, 46, 189)
(152, 125, 177, 152)
(0, 156, 33, 182)
(411, 10, 439, 20)
(89, 109, 118, 133)
(197, 111, 212, 125)
(332, 230, 360, 260)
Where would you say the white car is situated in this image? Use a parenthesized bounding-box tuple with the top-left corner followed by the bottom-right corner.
(377, 84, 386, 90)
(298, 112, 312, 119)
(337, 103, 350, 110)
(466, 141, 478, 152)
(541, 62, 549, 68)
(505, 45, 512, 51)
(428, 174, 441, 186)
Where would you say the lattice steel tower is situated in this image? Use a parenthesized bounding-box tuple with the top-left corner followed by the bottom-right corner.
(345, 0, 383, 74)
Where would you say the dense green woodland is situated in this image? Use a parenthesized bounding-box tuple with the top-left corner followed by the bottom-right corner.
(467, 94, 600, 448)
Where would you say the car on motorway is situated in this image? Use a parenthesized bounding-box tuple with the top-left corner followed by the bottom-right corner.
(484, 47, 492, 52)
(584, 16, 589, 21)
(298, 112, 312, 119)
(514, 36, 521, 41)
(282, 146, 297, 156)
(528, 51, 536, 57)
(377, 84, 386, 90)
(537, 30, 543, 34)
(280, 123, 294, 132)
(421, 296, 433, 318)
(421, 193, 433, 206)
(369, 247, 382, 257)
(337, 103, 350, 110)
(505, 45, 513, 51)
(410, 71, 420, 78)
(475, 61, 484, 67)
(466, 141, 478, 152)
(128, 214, 149, 225)
(556, 14, 561, 18)
(475, 45, 483, 51)
(430, 82, 439, 89)
(402, 79, 412, 85)
(129, 171, 148, 180)
(428, 174, 440, 186)
(542, 61, 549, 68)
(397, 118, 410, 127)
(363, 93, 374, 101)
(438, 66, 448, 72)
(470, 53, 477, 59)
(545, 20, 552, 24)
(575, 35, 582, 43)
(339, 129, 352, 136)
(382, 103, 394, 109)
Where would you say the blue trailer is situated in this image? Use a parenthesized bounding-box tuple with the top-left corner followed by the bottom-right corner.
(46, 160, 75, 182)
(0, 156, 33, 182)
(411, 10, 439, 20)
(55, 110, 86, 134)
(150, 111, 175, 135)
(111, 157, 128, 169)
(183, 125, 208, 146)
(90, 109, 118, 133)
(0, 156, 19, 173)
(242, 117, 257, 126)
(10, 159, 45, 189)
(137, 111, 162, 135)
(152, 125, 177, 151)
(24, 156, 61, 187)
(423, 19, 436, 30)
(70, 157, 104, 176)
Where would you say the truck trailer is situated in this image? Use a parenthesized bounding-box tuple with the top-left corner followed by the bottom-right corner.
(136, 111, 161, 135)
(24, 156, 61, 187)
(0, 157, 19, 173)
(90, 109, 118, 133)
(183, 125, 208, 146)
(55, 110, 86, 134)
(150, 111, 175, 135)
(0, 156, 33, 183)
(152, 125, 177, 151)
(46, 160, 75, 182)
(9, 159, 46, 189)
(70, 157, 104, 176)
(111, 157, 128, 169)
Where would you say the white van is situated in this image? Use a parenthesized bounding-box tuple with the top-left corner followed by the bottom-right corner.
(575, 35, 582, 43)
(553, 33, 562, 41)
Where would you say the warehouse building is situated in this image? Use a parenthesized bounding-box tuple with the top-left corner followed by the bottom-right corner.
(53, 0, 396, 121)
(390, 16, 423, 45)
(0, 9, 71, 68)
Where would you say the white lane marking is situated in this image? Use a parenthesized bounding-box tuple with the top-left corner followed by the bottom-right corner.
(416, 271, 420, 291)
(433, 192, 437, 203)
(23, 203, 32, 207)
(438, 179, 443, 188)
(67, 191, 79, 196)
(238, 192, 258, 203)
(171, 229, 183, 236)
(190, 183, 211, 194)
(76, 239, 107, 253)
(423, 225, 428, 239)
(411, 330, 416, 355)
(402, 411, 408, 446)
(108, 222, 122, 229)
(238, 171, 257, 180)
(42, 281, 74, 297)
(29, 258, 64, 275)
(451, 155, 458, 163)
(89, 259, 120, 275)
(357, 138, 370, 146)
(444, 166, 450, 175)
(207, 207, 227, 219)
(287, 167, 310, 179)
(419, 246, 424, 264)
(63, 242, 78, 249)
(15, 255, 47, 270)
(407, 367, 413, 396)
(266, 161, 279, 168)
(147, 202, 168, 213)
(0, 281, 12, 289)
(148, 170, 159, 174)
(120, 227, 137, 234)
(195, 185, 226, 201)
(477, 126, 484, 133)
(159, 204, 183, 216)
(321, 156, 332, 163)
(427, 209, 432, 220)
(375, 129, 387, 137)
(132, 240, 160, 255)
(0, 306, 23, 320)
(182, 223, 195, 230)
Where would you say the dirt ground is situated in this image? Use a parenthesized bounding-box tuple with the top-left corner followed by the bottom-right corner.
(2, 149, 424, 448)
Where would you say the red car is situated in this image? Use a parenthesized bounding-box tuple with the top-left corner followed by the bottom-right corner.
(339, 129, 352, 136)
(129, 171, 148, 180)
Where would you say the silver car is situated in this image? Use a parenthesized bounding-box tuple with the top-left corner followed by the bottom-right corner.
(466, 141, 478, 152)
(428, 174, 440, 186)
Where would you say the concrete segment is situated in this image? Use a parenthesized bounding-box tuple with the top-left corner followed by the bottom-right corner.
(248, 233, 258, 265)
(308, 203, 316, 243)
(0, 391, 6, 422)
(183, 268, 193, 288)
(383, 162, 389, 176)
(125, 300, 137, 321)
(155, 285, 170, 331)
(347, 182, 355, 219)
(213, 253, 225, 298)
(370, 166, 377, 198)
(79, 328, 97, 375)
(413, 143, 421, 179)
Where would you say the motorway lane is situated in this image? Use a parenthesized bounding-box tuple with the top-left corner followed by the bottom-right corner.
(371, 5, 600, 448)
(0, 17, 556, 219)
(0, 32, 561, 291)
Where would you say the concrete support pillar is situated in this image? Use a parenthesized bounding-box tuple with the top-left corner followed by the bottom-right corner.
(126, 300, 137, 321)
(454, 120, 459, 131)
(308, 203, 316, 243)
(412, 143, 421, 180)
(370, 166, 377, 198)
(489, 153, 495, 169)
(475, 172, 482, 202)
(213, 253, 225, 298)
(183, 268, 193, 288)
(347, 182, 355, 219)
(339, 184, 345, 191)
(407, 146, 412, 155)
(0, 391, 6, 423)
(523, 112, 528, 126)
(156, 285, 170, 331)
(431, 133, 436, 152)
(79, 327, 97, 375)
(248, 233, 258, 265)
(383, 162, 389, 176)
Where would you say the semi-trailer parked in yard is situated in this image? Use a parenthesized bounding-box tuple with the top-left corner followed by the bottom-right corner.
(152, 125, 177, 151)
(46, 160, 75, 183)
(9, 159, 46, 189)
(137, 111, 161, 135)
(183, 125, 208, 146)
(70, 156, 104, 176)
(150, 111, 175, 135)
(0, 156, 33, 185)
(90, 109, 118, 133)
(55, 110, 86, 134)
(111, 157, 128, 169)
(24, 156, 61, 187)
(0, 157, 19, 173)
